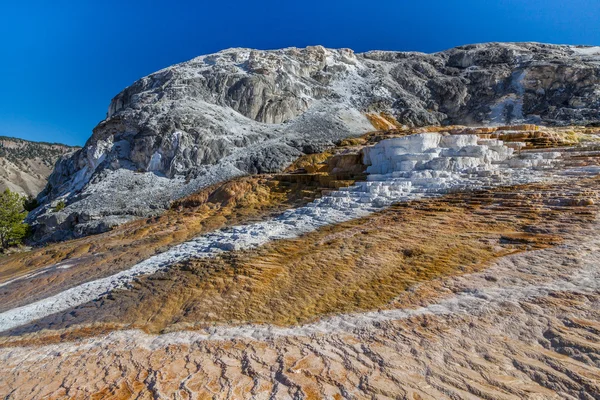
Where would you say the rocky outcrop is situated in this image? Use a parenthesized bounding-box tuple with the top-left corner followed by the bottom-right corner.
(0, 137, 78, 197)
(31, 42, 600, 242)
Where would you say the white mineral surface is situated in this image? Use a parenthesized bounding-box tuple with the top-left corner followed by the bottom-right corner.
(33, 42, 600, 241)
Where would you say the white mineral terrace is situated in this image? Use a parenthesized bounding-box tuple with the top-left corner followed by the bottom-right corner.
(0, 133, 575, 332)
(6, 228, 600, 347)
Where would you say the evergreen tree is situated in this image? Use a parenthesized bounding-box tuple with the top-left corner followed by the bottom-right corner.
(0, 189, 29, 250)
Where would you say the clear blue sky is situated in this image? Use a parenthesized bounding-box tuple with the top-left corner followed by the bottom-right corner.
(1, 0, 599, 146)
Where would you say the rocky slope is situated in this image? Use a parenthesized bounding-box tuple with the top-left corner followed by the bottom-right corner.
(0, 137, 77, 197)
(30, 42, 600, 242)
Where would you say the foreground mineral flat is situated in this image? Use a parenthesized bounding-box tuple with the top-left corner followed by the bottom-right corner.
(2, 206, 600, 399)
(2, 127, 600, 399)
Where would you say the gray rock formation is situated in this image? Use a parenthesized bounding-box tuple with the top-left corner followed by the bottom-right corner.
(30, 42, 600, 242)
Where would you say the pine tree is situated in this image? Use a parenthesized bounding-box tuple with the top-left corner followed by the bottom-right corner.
(0, 189, 29, 250)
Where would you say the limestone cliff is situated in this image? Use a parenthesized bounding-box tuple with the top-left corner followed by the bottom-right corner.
(31, 42, 600, 242)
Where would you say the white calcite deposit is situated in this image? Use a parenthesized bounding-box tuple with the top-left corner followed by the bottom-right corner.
(319, 133, 559, 211)
(0, 134, 568, 332)
(34, 42, 600, 242)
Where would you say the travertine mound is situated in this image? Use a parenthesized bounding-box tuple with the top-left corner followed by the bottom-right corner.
(2, 130, 600, 398)
(0, 134, 568, 330)
(31, 42, 600, 242)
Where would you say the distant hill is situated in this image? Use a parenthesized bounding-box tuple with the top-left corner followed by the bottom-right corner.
(0, 136, 79, 197)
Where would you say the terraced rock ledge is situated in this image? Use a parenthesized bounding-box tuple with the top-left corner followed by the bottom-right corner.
(1, 125, 600, 399)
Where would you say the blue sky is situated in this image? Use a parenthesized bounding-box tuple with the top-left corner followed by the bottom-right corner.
(1, 0, 599, 146)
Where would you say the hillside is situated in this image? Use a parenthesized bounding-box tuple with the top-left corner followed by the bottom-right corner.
(0, 136, 78, 197)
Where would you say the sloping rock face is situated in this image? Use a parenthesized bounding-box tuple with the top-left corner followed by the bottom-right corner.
(0, 137, 78, 197)
(31, 42, 600, 242)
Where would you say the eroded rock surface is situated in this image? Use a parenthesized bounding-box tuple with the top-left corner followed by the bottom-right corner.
(31, 43, 600, 242)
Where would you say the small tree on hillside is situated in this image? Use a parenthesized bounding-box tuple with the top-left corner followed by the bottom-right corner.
(0, 189, 29, 251)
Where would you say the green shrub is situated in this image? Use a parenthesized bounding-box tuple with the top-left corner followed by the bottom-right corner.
(54, 200, 66, 212)
(0, 189, 29, 251)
